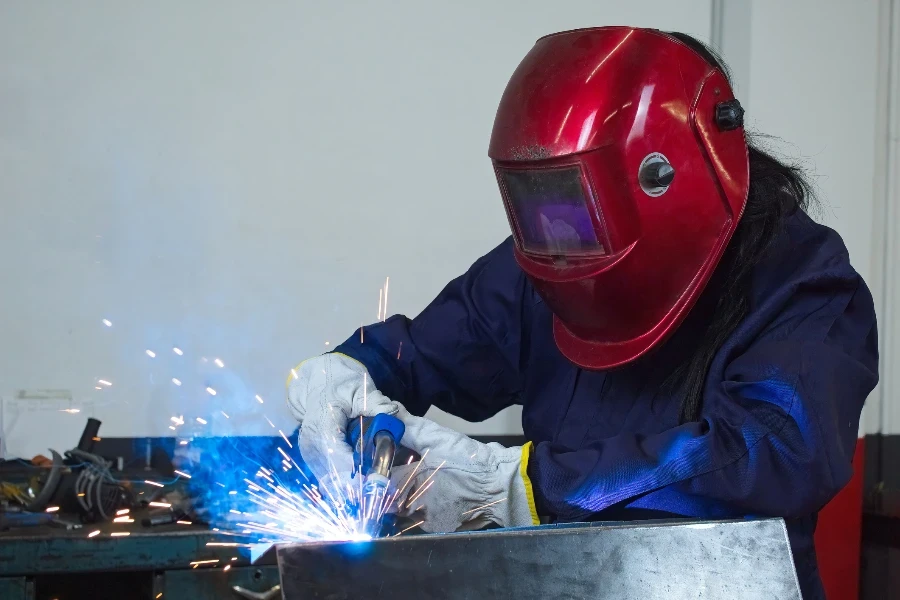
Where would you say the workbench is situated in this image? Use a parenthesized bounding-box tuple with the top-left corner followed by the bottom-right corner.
(0, 513, 280, 600)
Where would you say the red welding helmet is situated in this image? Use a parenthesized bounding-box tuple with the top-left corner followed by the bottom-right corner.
(489, 27, 749, 370)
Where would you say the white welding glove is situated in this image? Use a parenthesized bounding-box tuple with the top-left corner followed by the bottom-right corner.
(388, 406, 540, 533)
(286, 353, 398, 501)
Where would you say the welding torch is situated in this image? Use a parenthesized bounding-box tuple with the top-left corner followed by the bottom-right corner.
(346, 413, 405, 538)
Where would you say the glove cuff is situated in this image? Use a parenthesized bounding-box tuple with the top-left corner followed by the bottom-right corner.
(518, 442, 540, 526)
(487, 443, 540, 528)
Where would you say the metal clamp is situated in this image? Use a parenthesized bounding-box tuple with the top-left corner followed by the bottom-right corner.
(232, 584, 281, 600)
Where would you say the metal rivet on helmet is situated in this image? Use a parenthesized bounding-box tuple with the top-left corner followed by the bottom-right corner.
(715, 99, 745, 131)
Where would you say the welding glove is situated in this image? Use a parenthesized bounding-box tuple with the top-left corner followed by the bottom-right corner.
(286, 353, 399, 502)
(387, 406, 540, 533)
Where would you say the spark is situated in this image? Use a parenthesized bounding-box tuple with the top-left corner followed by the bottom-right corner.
(231, 557, 238, 561)
(102, 319, 112, 327)
(395, 449, 429, 499)
(156, 594, 162, 599)
(214, 358, 224, 368)
(88, 530, 100, 538)
(196, 417, 207, 425)
(278, 430, 293, 448)
(172, 378, 182, 386)
(190, 559, 219, 566)
(148, 502, 171, 508)
(470, 452, 477, 458)
(221, 411, 230, 419)
(146, 349, 157, 358)
(223, 564, 232, 572)
(77, 493, 86, 498)
(98, 380, 112, 387)
(174, 470, 191, 479)
(461, 497, 508, 515)
(363, 374, 367, 411)
(206, 387, 217, 396)
(378, 288, 383, 321)
(383, 276, 390, 321)
(170, 416, 184, 425)
(177, 520, 192, 525)
(414, 459, 447, 493)
(361, 325, 364, 343)
(155, 403, 430, 547)
(396, 520, 425, 536)
(110, 532, 130, 537)
(407, 455, 414, 465)
(397, 342, 403, 360)
(45, 506, 60, 513)
(169, 426, 176, 431)
(406, 479, 437, 508)
(95, 386, 102, 390)
(114, 516, 134, 523)
(145, 480, 165, 488)
(205, 542, 246, 547)
(291, 368, 299, 380)
(93, 436, 101, 442)
(255, 395, 264, 404)
(179, 440, 188, 445)
(59, 408, 80, 414)
(324, 341, 330, 346)
(116, 509, 130, 516)
(173, 347, 183, 355)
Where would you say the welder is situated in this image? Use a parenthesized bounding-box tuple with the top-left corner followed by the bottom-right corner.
(287, 28, 878, 599)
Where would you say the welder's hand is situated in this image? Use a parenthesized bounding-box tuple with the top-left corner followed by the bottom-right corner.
(387, 407, 539, 533)
(286, 353, 399, 501)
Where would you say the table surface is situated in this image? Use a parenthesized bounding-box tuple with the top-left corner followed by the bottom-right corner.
(0, 509, 271, 576)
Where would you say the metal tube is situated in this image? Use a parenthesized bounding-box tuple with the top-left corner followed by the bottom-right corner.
(370, 432, 396, 479)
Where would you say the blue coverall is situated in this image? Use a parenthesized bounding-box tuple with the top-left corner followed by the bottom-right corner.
(335, 209, 879, 599)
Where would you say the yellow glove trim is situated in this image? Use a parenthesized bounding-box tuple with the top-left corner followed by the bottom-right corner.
(285, 359, 309, 389)
(519, 441, 540, 526)
(284, 353, 367, 388)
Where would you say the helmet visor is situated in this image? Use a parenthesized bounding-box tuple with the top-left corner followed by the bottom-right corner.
(498, 166, 607, 257)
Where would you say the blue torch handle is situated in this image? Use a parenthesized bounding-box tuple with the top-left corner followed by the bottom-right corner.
(346, 413, 405, 475)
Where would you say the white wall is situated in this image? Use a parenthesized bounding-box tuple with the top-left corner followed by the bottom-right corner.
(715, 1, 887, 435)
(869, 0, 900, 436)
(0, 1, 713, 446)
(747, 0, 880, 285)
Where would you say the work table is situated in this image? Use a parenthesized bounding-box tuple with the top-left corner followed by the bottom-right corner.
(0, 511, 279, 600)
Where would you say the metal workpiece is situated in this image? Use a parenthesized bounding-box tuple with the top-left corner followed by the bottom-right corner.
(277, 518, 802, 600)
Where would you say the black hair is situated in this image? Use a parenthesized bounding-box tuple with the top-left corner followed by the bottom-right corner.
(663, 32, 816, 424)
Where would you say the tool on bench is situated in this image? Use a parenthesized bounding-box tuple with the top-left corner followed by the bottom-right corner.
(0, 418, 131, 522)
(345, 413, 405, 538)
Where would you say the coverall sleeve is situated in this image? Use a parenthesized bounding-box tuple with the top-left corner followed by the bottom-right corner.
(333, 238, 532, 421)
(530, 275, 879, 521)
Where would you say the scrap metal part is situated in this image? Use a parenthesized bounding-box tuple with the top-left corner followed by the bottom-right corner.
(277, 518, 802, 600)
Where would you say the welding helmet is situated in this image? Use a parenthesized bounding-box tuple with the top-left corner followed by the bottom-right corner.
(489, 27, 749, 370)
